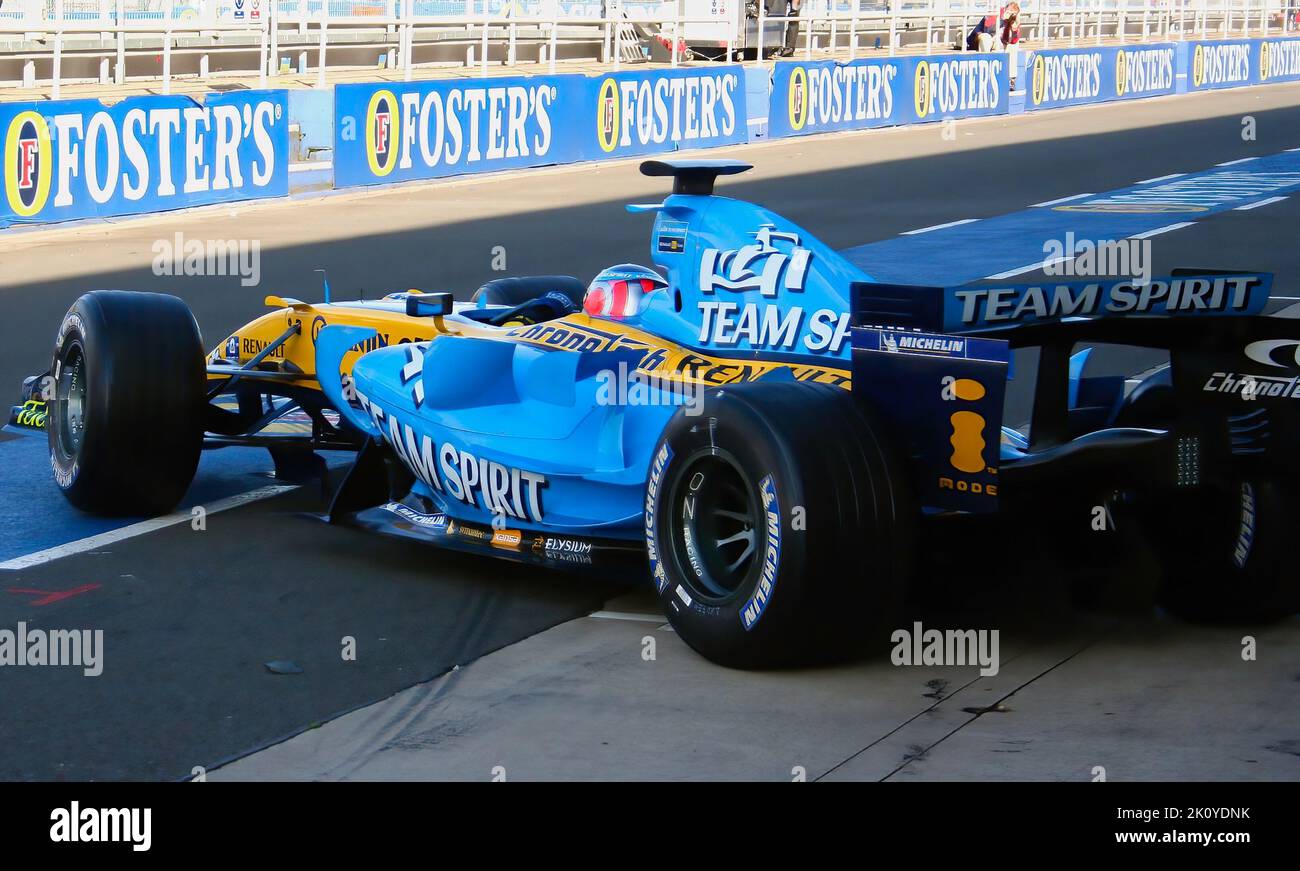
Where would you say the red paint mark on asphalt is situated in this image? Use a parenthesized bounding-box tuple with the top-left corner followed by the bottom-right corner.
(5, 583, 101, 606)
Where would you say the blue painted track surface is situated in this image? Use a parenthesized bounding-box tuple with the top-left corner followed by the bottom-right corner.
(0, 429, 279, 563)
(844, 149, 1300, 285)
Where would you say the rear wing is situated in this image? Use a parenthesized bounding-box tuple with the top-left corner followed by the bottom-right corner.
(849, 271, 1291, 515)
(852, 272, 1272, 336)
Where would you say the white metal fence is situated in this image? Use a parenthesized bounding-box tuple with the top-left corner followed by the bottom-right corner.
(0, 0, 1295, 95)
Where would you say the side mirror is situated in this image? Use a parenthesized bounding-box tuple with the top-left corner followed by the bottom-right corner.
(406, 292, 454, 318)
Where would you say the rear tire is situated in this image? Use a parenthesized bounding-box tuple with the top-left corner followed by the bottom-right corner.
(647, 383, 914, 668)
(48, 291, 206, 516)
(1116, 367, 1297, 621)
(1146, 479, 1297, 623)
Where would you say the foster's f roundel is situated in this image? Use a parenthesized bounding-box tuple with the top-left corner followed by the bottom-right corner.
(596, 78, 620, 153)
(4, 110, 53, 218)
(365, 89, 400, 177)
(914, 62, 932, 119)
(1115, 50, 1129, 97)
(787, 66, 808, 131)
(1031, 54, 1047, 105)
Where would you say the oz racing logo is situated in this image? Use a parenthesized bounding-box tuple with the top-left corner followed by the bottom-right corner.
(1031, 54, 1047, 105)
(596, 78, 619, 153)
(365, 89, 399, 178)
(787, 66, 808, 131)
(4, 110, 52, 218)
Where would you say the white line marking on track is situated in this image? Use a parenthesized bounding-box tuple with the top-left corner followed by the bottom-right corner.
(1235, 196, 1287, 211)
(900, 218, 978, 235)
(1030, 193, 1093, 207)
(589, 611, 668, 623)
(0, 485, 298, 571)
(1136, 173, 1184, 184)
(1271, 296, 1300, 301)
(1216, 157, 1258, 167)
(985, 256, 1073, 280)
(1128, 221, 1196, 239)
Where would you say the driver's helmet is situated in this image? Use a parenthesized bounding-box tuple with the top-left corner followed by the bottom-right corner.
(583, 264, 668, 319)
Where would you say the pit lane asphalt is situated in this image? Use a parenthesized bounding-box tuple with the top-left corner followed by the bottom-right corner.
(2, 84, 1300, 780)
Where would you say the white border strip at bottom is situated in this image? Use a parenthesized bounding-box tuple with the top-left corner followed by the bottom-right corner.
(0, 485, 297, 571)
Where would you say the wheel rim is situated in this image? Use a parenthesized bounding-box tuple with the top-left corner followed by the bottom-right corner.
(668, 451, 760, 601)
(56, 343, 87, 458)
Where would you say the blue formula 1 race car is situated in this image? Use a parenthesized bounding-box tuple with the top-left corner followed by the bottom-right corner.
(20, 160, 1300, 667)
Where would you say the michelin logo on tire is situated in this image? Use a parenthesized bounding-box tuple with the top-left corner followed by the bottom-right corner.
(740, 474, 782, 631)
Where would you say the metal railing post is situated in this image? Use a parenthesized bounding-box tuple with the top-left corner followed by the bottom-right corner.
(757, 0, 766, 61)
(508, 4, 516, 65)
(726, 1, 734, 60)
(889, 2, 896, 55)
(549, 0, 558, 72)
(163, 0, 173, 95)
(672, 7, 680, 66)
(115, 0, 125, 83)
(317, 5, 328, 87)
(849, 0, 857, 60)
(481, 2, 489, 75)
(403, 0, 413, 80)
(271, 0, 280, 77)
(613, 0, 621, 69)
(52, 0, 63, 98)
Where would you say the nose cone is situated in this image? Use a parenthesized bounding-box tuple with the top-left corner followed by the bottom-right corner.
(351, 343, 424, 417)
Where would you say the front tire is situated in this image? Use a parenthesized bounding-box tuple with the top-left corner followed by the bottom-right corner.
(647, 383, 914, 668)
(48, 291, 206, 516)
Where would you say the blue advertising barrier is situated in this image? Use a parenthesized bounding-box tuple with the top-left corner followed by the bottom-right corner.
(767, 52, 1009, 139)
(333, 66, 748, 189)
(1025, 43, 1176, 111)
(1187, 38, 1260, 90)
(1258, 36, 1300, 84)
(0, 90, 289, 229)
